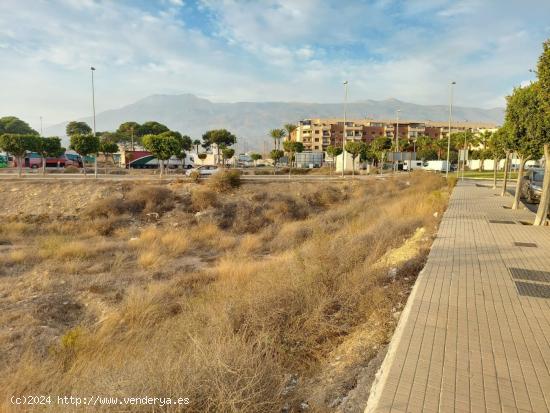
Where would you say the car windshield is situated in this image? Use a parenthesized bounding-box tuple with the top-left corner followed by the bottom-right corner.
(533, 171, 544, 182)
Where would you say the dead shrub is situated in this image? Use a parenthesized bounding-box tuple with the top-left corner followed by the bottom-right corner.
(190, 188, 218, 211)
(85, 186, 177, 218)
(207, 169, 241, 192)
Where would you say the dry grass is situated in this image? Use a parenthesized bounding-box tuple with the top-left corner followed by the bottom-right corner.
(207, 169, 241, 192)
(190, 187, 218, 211)
(0, 173, 449, 412)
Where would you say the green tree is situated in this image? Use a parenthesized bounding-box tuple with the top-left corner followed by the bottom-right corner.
(202, 129, 237, 164)
(284, 124, 297, 144)
(69, 134, 100, 176)
(534, 39, 550, 225)
(0, 116, 38, 135)
(39, 137, 64, 175)
(250, 153, 262, 170)
(139, 121, 169, 136)
(66, 121, 92, 137)
(221, 148, 235, 167)
(142, 133, 182, 177)
(0, 134, 41, 177)
(326, 145, 342, 174)
(193, 139, 201, 153)
(370, 137, 392, 167)
(99, 139, 119, 173)
(487, 128, 507, 189)
(476, 131, 493, 171)
(116, 122, 141, 150)
(270, 149, 284, 173)
(506, 84, 544, 210)
(345, 141, 365, 176)
(172, 133, 192, 170)
(283, 140, 304, 176)
(269, 128, 286, 150)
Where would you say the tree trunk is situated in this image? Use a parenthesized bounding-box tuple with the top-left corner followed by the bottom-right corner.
(512, 157, 527, 210)
(288, 151, 292, 179)
(42, 155, 46, 176)
(492, 157, 498, 189)
(501, 151, 510, 197)
(18, 156, 22, 178)
(352, 157, 355, 176)
(94, 155, 98, 179)
(534, 144, 550, 226)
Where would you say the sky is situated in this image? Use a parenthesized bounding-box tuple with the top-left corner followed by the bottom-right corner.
(0, 0, 549, 130)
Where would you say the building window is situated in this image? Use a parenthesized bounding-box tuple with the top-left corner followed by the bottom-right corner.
(315, 130, 320, 134)
(314, 138, 319, 142)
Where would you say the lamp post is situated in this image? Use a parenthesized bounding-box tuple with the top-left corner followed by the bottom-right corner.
(446, 81, 456, 178)
(91, 66, 97, 178)
(395, 109, 400, 172)
(342, 80, 348, 177)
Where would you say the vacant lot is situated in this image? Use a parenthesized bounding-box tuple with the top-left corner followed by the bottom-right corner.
(0, 173, 450, 412)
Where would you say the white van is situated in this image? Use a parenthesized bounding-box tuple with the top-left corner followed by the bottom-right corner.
(403, 160, 423, 171)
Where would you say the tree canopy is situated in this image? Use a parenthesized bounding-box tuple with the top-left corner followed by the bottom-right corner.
(142, 133, 182, 161)
(505, 83, 545, 161)
(41, 137, 64, 157)
(70, 134, 100, 157)
(0, 133, 41, 157)
(0, 116, 38, 135)
(66, 121, 92, 137)
(202, 129, 237, 149)
(139, 121, 170, 136)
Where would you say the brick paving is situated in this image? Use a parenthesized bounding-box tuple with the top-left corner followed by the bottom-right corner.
(366, 181, 550, 413)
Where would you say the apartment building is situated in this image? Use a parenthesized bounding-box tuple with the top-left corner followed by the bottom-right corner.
(292, 118, 395, 151)
(289, 118, 498, 152)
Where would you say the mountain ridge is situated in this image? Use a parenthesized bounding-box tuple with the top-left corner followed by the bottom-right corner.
(45, 94, 504, 151)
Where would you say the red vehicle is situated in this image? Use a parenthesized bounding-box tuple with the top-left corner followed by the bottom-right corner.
(17, 152, 83, 168)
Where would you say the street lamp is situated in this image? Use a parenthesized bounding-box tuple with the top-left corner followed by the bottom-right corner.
(395, 109, 400, 172)
(446, 81, 456, 178)
(342, 80, 348, 177)
(91, 66, 97, 178)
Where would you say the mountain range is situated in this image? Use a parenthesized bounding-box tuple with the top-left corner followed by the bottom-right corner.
(46, 94, 504, 151)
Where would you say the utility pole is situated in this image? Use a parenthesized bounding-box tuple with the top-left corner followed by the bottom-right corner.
(446, 81, 456, 178)
(91, 66, 98, 178)
(395, 109, 400, 172)
(342, 80, 348, 177)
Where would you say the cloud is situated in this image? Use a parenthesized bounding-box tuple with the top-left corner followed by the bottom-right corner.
(0, 0, 549, 130)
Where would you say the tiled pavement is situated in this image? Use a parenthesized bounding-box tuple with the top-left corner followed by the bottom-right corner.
(366, 181, 550, 413)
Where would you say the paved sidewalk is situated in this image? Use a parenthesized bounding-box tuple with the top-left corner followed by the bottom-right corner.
(366, 181, 550, 413)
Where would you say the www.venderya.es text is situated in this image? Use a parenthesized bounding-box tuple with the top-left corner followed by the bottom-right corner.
(10, 395, 190, 407)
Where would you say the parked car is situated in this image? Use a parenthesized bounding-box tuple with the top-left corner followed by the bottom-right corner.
(520, 168, 544, 203)
(185, 165, 219, 176)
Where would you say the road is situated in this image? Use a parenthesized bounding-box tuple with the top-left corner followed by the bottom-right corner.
(0, 171, 388, 182)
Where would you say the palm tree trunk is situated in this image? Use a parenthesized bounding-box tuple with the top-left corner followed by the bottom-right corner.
(512, 157, 527, 210)
(534, 144, 550, 226)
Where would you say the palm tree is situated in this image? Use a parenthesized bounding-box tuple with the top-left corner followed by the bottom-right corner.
(284, 123, 297, 143)
(269, 128, 286, 150)
(193, 139, 201, 153)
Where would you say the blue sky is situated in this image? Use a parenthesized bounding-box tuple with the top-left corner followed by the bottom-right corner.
(0, 0, 549, 130)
